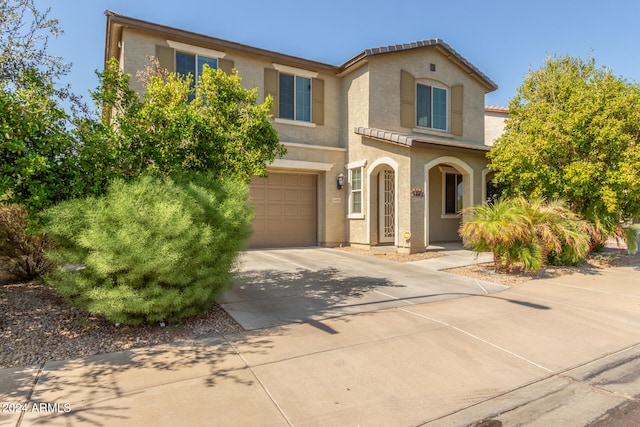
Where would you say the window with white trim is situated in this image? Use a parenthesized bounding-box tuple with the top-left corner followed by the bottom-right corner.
(176, 51, 218, 101)
(417, 83, 447, 131)
(444, 172, 463, 214)
(279, 73, 311, 122)
(349, 166, 363, 216)
(176, 51, 218, 84)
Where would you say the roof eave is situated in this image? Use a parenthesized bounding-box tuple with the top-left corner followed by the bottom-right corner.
(104, 10, 338, 74)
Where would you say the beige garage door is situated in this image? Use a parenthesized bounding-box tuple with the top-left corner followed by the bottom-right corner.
(248, 173, 317, 248)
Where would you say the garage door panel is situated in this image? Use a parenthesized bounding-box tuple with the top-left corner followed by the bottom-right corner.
(299, 205, 315, 217)
(283, 205, 300, 216)
(299, 192, 314, 202)
(249, 173, 317, 248)
(283, 174, 300, 186)
(267, 189, 282, 201)
(298, 174, 314, 186)
(267, 204, 283, 216)
(284, 189, 300, 201)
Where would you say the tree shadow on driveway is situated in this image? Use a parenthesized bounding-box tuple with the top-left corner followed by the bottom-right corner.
(220, 267, 407, 330)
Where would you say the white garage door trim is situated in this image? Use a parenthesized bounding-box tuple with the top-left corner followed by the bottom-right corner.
(270, 158, 334, 171)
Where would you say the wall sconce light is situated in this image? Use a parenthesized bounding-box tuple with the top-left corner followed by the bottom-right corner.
(337, 173, 345, 189)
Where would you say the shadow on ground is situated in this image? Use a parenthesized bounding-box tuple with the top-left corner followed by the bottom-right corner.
(2, 329, 284, 426)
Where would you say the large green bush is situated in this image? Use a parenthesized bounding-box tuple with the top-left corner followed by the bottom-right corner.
(42, 173, 253, 325)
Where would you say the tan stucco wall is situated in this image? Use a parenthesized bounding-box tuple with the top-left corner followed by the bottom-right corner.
(341, 47, 493, 252)
(341, 65, 370, 140)
(120, 28, 343, 148)
(345, 139, 411, 246)
(120, 29, 166, 94)
(366, 50, 487, 145)
(484, 110, 508, 146)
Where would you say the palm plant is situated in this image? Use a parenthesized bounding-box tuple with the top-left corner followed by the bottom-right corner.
(519, 198, 592, 266)
(459, 198, 534, 272)
(460, 197, 592, 272)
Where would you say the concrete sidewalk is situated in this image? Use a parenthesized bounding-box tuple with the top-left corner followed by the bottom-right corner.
(2, 265, 639, 426)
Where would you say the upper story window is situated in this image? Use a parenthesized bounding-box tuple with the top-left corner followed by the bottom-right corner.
(264, 64, 324, 126)
(176, 51, 218, 86)
(156, 40, 233, 85)
(400, 70, 463, 136)
(279, 73, 311, 122)
(417, 83, 447, 131)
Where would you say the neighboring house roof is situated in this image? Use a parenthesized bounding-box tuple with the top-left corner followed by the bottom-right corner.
(485, 105, 509, 113)
(355, 127, 491, 152)
(104, 10, 496, 92)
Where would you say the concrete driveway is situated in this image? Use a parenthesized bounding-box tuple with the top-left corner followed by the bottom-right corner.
(219, 247, 507, 330)
(5, 263, 640, 426)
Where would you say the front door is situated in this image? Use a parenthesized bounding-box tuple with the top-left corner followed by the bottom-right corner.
(378, 168, 395, 243)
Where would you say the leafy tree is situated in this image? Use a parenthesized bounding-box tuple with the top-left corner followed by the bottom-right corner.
(0, 0, 69, 86)
(488, 55, 640, 240)
(0, 0, 84, 214)
(43, 172, 253, 325)
(0, 70, 79, 213)
(82, 58, 285, 183)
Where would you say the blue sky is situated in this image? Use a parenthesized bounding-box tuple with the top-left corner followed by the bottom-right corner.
(35, 0, 640, 107)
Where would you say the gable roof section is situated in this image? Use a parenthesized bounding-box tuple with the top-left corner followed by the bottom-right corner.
(104, 11, 496, 92)
(340, 40, 497, 92)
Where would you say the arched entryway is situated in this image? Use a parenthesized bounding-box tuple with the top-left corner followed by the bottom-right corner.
(367, 158, 398, 246)
(423, 156, 474, 246)
(482, 168, 498, 203)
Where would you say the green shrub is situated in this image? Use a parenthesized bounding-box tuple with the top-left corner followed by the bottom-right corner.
(0, 204, 54, 280)
(42, 173, 253, 325)
(460, 197, 591, 272)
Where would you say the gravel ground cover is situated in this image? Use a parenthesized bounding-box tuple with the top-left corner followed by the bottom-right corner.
(443, 249, 639, 286)
(0, 277, 243, 369)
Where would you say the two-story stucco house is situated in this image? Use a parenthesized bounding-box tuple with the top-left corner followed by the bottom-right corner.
(104, 11, 499, 253)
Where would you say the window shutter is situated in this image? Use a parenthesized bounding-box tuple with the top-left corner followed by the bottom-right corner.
(218, 58, 234, 74)
(312, 78, 324, 125)
(264, 68, 279, 117)
(156, 45, 175, 73)
(400, 70, 415, 128)
(451, 85, 463, 136)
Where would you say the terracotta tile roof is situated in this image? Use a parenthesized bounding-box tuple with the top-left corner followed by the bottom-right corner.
(485, 105, 509, 113)
(354, 127, 491, 152)
(105, 11, 497, 92)
(341, 39, 498, 92)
